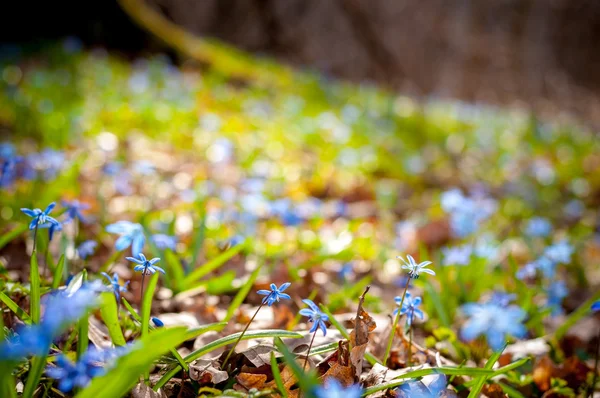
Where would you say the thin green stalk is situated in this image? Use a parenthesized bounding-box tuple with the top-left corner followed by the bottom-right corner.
(77, 270, 89, 360)
(303, 329, 318, 371)
(407, 326, 413, 367)
(383, 277, 410, 365)
(222, 302, 264, 369)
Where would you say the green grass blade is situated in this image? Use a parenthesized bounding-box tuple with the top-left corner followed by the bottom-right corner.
(0, 224, 28, 251)
(270, 352, 288, 398)
(497, 381, 527, 398)
(463, 357, 530, 387)
(467, 346, 505, 398)
(185, 322, 228, 340)
(142, 273, 159, 339)
(29, 252, 40, 324)
(224, 263, 262, 322)
(164, 249, 184, 293)
(154, 329, 302, 390)
(51, 255, 65, 290)
(274, 337, 319, 394)
(99, 293, 126, 346)
(182, 241, 247, 289)
(554, 290, 600, 341)
(122, 298, 142, 322)
(191, 210, 206, 269)
(362, 367, 495, 395)
(0, 291, 32, 323)
(23, 354, 47, 398)
(77, 270, 89, 360)
(0, 364, 16, 398)
(75, 327, 189, 398)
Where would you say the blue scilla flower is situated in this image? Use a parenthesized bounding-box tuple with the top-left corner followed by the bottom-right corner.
(152, 317, 164, 327)
(126, 253, 164, 275)
(313, 378, 363, 398)
(460, 302, 527, 351)
(62, 199, 90, 224)
(516, 261, 538, 280)
(535, 256, 557, 279)
(0, 156, 21, 188)
(544, 240, 574, 264)
(48, 221, 63, 242)
(394, 292, 424, 327)
(396, 374, 448, 398)
(101, 272, 129, 302)
(299, 299, 329, 336)
(106, 221, 145, 256)
(257, 283, 291, 306)
(151, 233, 177, 251)
(77, 240, 97, 260)
(525, 217, 552, 238)
(441, 188, 496, 238)
(398, 255, 435, 279)
(592, 300, 600, 312)
(46, 351, 106, 392)
(442, 245, 472, 266)
(487, 292, 516, 307)
(21, 202, 60, 230)
(546, 280, 568, 316)
(0, 324, 53, 360)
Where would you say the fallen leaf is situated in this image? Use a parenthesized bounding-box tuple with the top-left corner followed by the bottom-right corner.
(235, 373, 268, 391)
(132, 382, 167, 398)
(349, 286, 376, 379)
(532, 356, 557, 391)
(189, 359, 229, 384)
(321, 362, 355, 386)
(241, 344, 278, 368)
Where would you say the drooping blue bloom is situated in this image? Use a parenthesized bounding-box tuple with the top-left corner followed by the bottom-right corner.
(398, 255, 435, 279)
(101, 272, 129, 302)
(151, 317, 164, 327)
(106, 221, 145, 256)
(77, 240, 98, 260)
(151, 233, 177, 251)
(0, 156, 21, 188)
(525, 217, 552, 238)
(394, 292, 424, 327)
(535, 257, 557, 279)
(299, 299, 329, 336)
(48, 221, 63, 242)
(313, 378, 362, 398)
(546, 280, 568, 316)
(543, 240, 574, 264)
(442, 245, 472, 266)
(126, 253, 164, 275)
(396, 374, 448, 398)
(21, 202, 60, 230)
(460, 302, 527, 351)
(46, 350, 106, 392)
(62, 199, 90, 224)
(257, 283, 291, 306)
(0, 324, 53, 360)
(592, 300, 600, 312)
(338, 263, 354, 281)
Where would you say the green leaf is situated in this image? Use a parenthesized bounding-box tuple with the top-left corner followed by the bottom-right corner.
(0, 363, 16, 398)
(51, 255, 65, 290)
(361, 367, 495, 396)
(463, 358, 530, 387)
(270, 352, 288, 398)
(274, 337, 318, 394)
(191, 209, 206, 269)
(164, 249, 184, 293)
(76, 327, 189, 398)
(30, 252, 40, 324)
(0, 224, 28, 251)
(467, 345, 505, 398)
(23, 354, 47, 398)
(554, 290, 600, 341)
(142, 273, 159, 339)
(99, 293, 126, 346)
(0, 291, 32, 323)
(497, 381, 527, 398)
(182, 241, 247, 289)
(77, 270, 89, 360)
(224, 263, 262, 322)
(154, 329, 303, 390)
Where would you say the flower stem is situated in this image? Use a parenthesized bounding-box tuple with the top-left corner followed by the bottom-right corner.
(32, 224, 39, 254)
(303, 328, 318, 371)
(140, 270, 146, 308)
(222, 302, 264, 370)
(407, 325, 413, 367)
(383, 277, 410, 365)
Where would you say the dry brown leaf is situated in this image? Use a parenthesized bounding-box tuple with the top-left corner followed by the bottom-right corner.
(132, 382, 168, 398)
(189, 359, 229, 384)
(481, 383, 505, 398)
(266, 365, 297, 390)
(235, 372, 268, 390)
(321, 362, 355, 386)
(241, 344, 277, 368)
(349, 286, 376, 379)
(532, 356, 557, 391)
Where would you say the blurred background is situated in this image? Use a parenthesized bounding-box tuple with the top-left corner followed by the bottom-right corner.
(3, 0, 600, 126)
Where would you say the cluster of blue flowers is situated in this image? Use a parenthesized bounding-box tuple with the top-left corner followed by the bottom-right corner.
(441, 188, 497, 238)
(0, 143, 65, 188)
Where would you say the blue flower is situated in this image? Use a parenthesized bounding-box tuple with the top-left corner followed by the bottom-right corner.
(442, 245, 472, 266)
(126, 253, 164, 275)
(487, 292, 516, 307)
(257, 283, 291, 306)
(62, 199, 90, 224)
(299, 299, 329, 336)
(398, 255, 435, 279)
(133, 160, 155, 176)
(524, 217, 552, 238)
(151, 233, 177, 251)
(46, 351, 106, 392)
(21, 202, 60, 230)
(546, 280, 568, 316)
(106, 221, 145, 256)
(516, 261, 538, 280)
(544, 240, 574, 264)
(460, 302, 527, 351)
(396, 374, 448, 398)
(0, 324, 53, 360)
(535, 257, 557, 279)
(441, 189, 496, 237)
(48, 221, 63, 242)
(313, 378, 362, 398)
(77, 240, 98, 260)
(152, 317, 164, 327)
(592, 300, 600, 312)
(394, 292, 424, 327)
(0, 156, 21, 188)
(101, 272, 129, 302)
